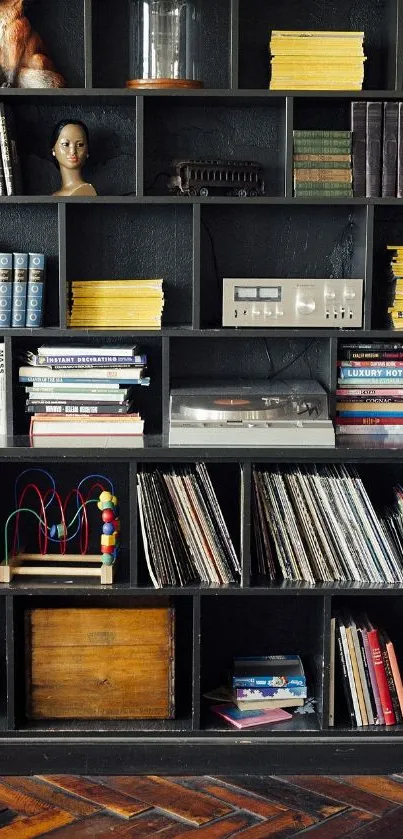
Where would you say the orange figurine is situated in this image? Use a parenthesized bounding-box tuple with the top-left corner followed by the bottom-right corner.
(0, 0, 65, 88)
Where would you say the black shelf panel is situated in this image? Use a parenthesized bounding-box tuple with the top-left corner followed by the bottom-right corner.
(4, 89, 403, 99)
(3, 327, 403, 339)
(2, 582, 403, 597)
(20, 717, 193, 733)
(3, 195, 403, 206)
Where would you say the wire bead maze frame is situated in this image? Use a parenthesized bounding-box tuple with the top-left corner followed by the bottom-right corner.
(0, 469, 120, 585)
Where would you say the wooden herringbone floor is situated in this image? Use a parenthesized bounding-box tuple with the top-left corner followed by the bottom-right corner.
(0, 775, 402, 837)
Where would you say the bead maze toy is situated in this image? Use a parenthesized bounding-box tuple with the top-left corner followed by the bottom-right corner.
(0, 469, 120, 584)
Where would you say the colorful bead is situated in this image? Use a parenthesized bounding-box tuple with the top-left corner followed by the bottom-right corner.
(102, 522, 115, 535)
(111, 495, 118, 506)
(102, 509, 114, 523)
(112, 519, 120, 532)
(102, 553, 114, 565)
(100, 501, 114, 510)
(101, 534, 116, 546)
(101, 544, 113, 554)
(99, 491, 112, 503)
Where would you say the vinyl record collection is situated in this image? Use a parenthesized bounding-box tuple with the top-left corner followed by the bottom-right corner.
(20, 345, 148, 437)
(137, 464, 241, 587)
(269, 31, 365, 91)
(68, 279, 164, 329)
(332, 613, 403, 727)
(293, 131, 352, 197)
(337, 341, 403, 435)
(253, 465, 403, 584)
(351, 101, 403, 198)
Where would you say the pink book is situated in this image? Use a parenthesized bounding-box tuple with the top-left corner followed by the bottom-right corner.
(362, 627, 385, 725)
(211, 704, 292, 729)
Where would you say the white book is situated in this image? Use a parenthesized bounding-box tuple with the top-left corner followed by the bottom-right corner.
(37, 345, 138, 357)
(27, 390, 128, 403)
(0, 342, 5, 435)
(30, 416, 144, 436)
(339, 622, 362, 726)
(28, 382, 121, 391)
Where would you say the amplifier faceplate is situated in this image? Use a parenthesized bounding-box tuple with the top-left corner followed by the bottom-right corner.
(222, 278, 364, 328)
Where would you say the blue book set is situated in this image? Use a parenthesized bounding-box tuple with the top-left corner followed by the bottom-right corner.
(0, 252, 45, 328)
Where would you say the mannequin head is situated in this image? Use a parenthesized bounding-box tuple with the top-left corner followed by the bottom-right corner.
(51, 120, 90, 169)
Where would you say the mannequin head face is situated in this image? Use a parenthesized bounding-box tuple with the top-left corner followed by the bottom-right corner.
(51, 121, 90, 170)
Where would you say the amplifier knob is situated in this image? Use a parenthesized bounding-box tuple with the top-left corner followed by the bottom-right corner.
(325, 290, 336, 299)
(344, 289, 356, 299)
(296, 297, 316, 315)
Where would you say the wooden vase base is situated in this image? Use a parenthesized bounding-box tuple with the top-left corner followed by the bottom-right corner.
(126, 78, 204, 89)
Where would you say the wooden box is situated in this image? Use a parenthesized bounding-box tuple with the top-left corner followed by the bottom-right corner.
(25, 606, 175, 720)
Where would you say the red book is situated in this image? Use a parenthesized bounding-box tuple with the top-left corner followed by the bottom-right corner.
(367, 627, 396, 725)
(336, 417, 403, 425)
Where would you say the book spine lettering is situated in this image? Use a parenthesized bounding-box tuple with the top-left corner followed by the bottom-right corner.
(382, 101, 398, 197)
(379, 632, 402, 724)
(25, 254, 45, 328)
(26, 403, 128, 415)
(398, 102, 403, 199)
(362, 628, 384, 724)
(366, 101, 382, 198)
(0, 342, 5, 435)
(367, 629, 396, 725)
(386, 640, 403, 717)
(0, 253, 13, 327)
(11, 252, 28, 327)
(0, 104, 14, 195)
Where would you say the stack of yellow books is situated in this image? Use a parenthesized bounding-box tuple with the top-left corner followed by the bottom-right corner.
(387, 246, 403, 330)
(269, 31, 366, 90)
(68, 279, 164, 329)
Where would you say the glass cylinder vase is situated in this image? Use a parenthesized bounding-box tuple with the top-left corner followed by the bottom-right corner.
(127, 0, 203, 88)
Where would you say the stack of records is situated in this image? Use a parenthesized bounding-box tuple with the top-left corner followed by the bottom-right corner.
(269, 31, 365, 91)
(337, 341, 403, 436)
(20, 345, 149, 437)
(387, 246, 403, 329)
(253, 464, 403, 583)
(68, 279, 164, 329)
(293, 131, 352, 197)
(137, 463, 241, 587)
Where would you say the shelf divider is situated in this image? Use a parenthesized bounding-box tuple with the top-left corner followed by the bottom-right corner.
(162, 336, 170, 444)
(285, 96, 294, 198)
(363, 204, 374, 331)
(230, 0, 239, 90)
(136, 96, 144, 198)
(129, 462, 138, 587)
(5, 596, 15, 730)
(58, 203, 67, 330)
(321, 595, 333, 732)
(4, 337, 13, 437)
(192, 204, 201, 330)
(192, 594, 201, 730)
(84, 0, 93, 88)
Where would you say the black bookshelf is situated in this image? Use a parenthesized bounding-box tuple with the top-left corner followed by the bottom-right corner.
(1, 0, 403, 773)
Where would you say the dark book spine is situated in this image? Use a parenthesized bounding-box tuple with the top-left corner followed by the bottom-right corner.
(0, 103, 14, 196)
(25, 253, 45, 328)
(398, 103, 403, 199)
(26, 403, 129, 415)
(11, 253, 28, 328)
(0, 253, 13, 328)
(379, 630, 403, 724)
(351, 101, 366, 197)
(336, 624, 356, 727)
(0, 149, 5, 196)
(358, 629, 378, 724)
(382, 101, 398, 197)
(366, 101, 382, 198)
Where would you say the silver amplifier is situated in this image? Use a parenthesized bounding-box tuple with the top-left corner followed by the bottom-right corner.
(222, 277, 364, 328)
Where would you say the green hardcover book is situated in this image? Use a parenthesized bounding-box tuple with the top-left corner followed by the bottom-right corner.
(293, 142, 352, 153)
(294, 181, 353, 190)
(293, 130, 352, 139)
(294, 160, 351, 168)
(294, 189, 353, 197)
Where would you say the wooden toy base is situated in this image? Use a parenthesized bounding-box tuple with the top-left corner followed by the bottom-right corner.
(0, 554, 114, 585)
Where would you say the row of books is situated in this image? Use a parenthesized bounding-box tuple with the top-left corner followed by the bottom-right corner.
(209, 655, 306, 729)
(293, 131, 352, 197)
(20, 345, 148, 437)
(387, 246, 403, 330)
(0, 102, 22, 196)
(336, 341, 403, 436)
(253, 465, 403, 584)
(332, 613, 403, 727)
(137, 464, 241, 587)
(0, 252, 45, 328)
(68, 279, 164, 329)
(269, 31, 365, 91)
(351, 101, 403, 198)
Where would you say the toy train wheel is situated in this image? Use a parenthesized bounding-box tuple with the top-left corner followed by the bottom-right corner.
(249, 188, 257, 197)
(199, 187, 209, 197)
(189, 187, 197, 195)
(236, 188, 248, 198)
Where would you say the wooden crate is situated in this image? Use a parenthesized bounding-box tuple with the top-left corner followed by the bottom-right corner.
(25, 607, 175, 720)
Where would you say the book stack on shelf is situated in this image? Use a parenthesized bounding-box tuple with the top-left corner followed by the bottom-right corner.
(351, 101, 403, 198)
(253, 465, 403, 584)
(20, 345, 148, 438)
(0, 252, 45, 328)
(269, 31, 365, 91)
(337, 342, 403, 436)
(0, 101, 22, 196)
(293, 131, 352, 198)
(387, 246, 403, 329)
(333, 613, 403, 728)
(137, 463, 241, 587)
(68, 279, 164, 329)
(209, 655, 307, 729)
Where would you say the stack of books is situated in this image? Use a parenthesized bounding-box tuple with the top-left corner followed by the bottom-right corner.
(137, 463, 241, 587)
(253, 465, 403, 584)
(337, 341, 403, 436)
(387, 246, 403, 329)
(0, 102, 22, 196)
(332, 613, 403, 727)
(269, 31, 365, 91)
(19, 345, 149, 437)
(0, 252, 45, 328)
(68, 279, 164, 329)
(351, 102, 403, 198)
(293, 131, 352, 197)
(209, 655, 306, 729)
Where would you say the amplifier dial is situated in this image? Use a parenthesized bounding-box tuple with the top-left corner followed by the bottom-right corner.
(296, 297, 316, 315)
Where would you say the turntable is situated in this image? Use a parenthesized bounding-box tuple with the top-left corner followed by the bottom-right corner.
(169, 380, 335, 447)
